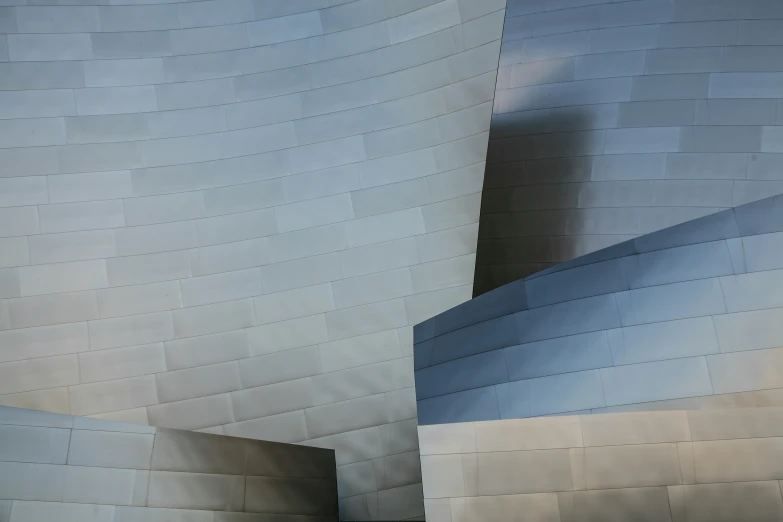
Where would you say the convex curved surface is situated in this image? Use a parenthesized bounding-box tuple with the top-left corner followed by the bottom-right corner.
(416, 194, 783, 424)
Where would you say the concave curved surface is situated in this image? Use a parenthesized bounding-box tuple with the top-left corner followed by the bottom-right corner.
(0, 0, 506, 518)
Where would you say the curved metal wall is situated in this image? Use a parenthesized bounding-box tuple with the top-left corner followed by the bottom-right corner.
(415, 194, 783, 424)
(474, 0, 783, 295)
(0, 0, 506, 518)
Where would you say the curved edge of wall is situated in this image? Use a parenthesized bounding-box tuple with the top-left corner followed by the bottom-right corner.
(414, 193, 783, 425)
(0, 405, 338, 519)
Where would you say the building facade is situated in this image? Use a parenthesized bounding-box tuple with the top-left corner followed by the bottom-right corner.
(416, 194, 783, 522)
(0, 0, 506, 518)
(4, 0, 783, 519)
(0, 405, 339, 520)
(475, 0, 783, 295)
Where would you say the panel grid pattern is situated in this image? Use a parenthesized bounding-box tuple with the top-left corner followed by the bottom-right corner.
(0, 0, 507, 519)
(0, 405, 338, 521)
(419, 408, 783, 522)
(415, 195, 783, 424)
(475, 0, 783, 295)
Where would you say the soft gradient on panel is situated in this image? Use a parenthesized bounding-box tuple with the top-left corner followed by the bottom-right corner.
(474, 0, 783, 295)
(419, 409, 783, 522)
(0, 405, 338, 519)
(415, 194, 783, 521)
(0, 0, 506, 519)
(415, 195, 783, 424)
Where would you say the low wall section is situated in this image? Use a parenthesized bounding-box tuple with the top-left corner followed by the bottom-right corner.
(0, 405, 338, 521)
(420, 408, 783, 522)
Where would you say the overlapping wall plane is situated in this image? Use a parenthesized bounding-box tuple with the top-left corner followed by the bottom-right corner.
(415, 193, 783, 521)
(8, 0, 783, 519)
(410, 0, 783, 519)
(0, 0, 506, 519)
(475, 0, 783, 295)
